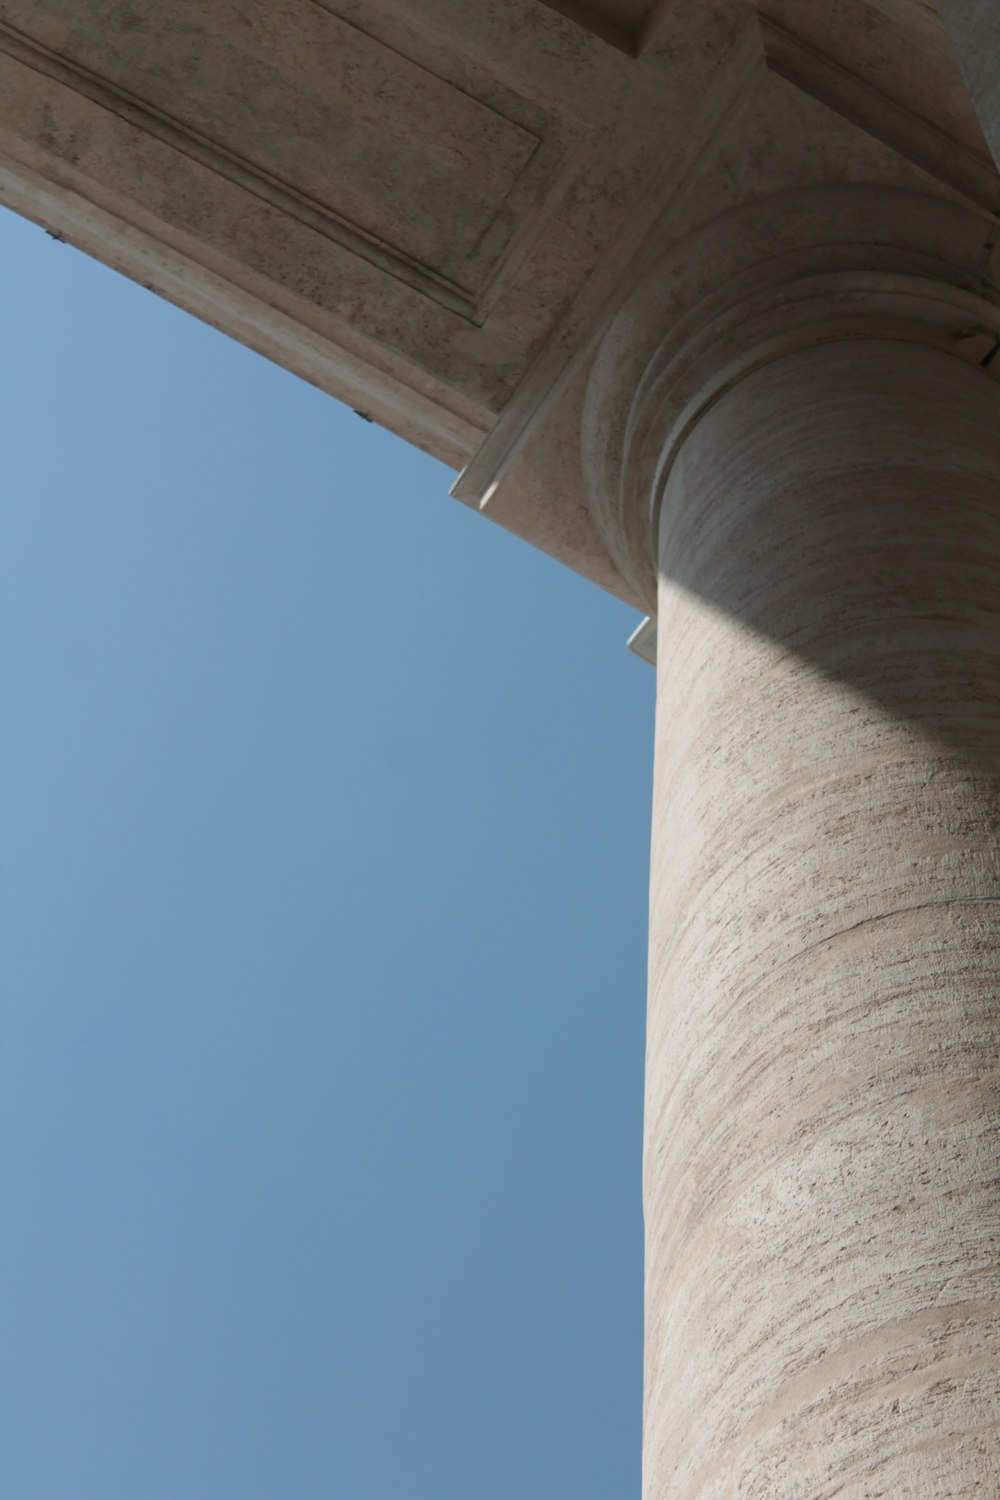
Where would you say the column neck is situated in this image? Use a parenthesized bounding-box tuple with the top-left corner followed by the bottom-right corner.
(584, 255, 1000, 612)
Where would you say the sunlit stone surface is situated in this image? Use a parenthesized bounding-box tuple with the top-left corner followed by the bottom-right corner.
(2, 2, 998, 1492)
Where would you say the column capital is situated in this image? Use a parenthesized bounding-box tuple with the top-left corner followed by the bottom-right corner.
(581, 192, 1000, 609)
(644, 270, 1000, 587)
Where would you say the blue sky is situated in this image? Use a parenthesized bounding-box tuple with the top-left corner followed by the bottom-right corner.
(0, 204, 652, 1500)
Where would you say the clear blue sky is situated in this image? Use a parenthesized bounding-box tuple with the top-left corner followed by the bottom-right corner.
(0, 203, 652, 1500)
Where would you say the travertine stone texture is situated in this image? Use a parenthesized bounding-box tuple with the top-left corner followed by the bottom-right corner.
(647, 340, 1000, 1499)
(938, 0, 1000, 172)
(4, 2, 1000, 1489)
(1, 0, 991, 601)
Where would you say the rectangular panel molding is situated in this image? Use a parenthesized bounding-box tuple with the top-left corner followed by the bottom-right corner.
(0, 0, 569, 318)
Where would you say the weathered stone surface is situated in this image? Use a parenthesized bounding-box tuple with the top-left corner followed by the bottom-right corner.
(3, 4, 1000, 1494)
(938, 0, 1000, 170)
(1, 1, 993, 599)
(648, 339, 1000, 1498)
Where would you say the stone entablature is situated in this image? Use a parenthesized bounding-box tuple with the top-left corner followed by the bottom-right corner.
(1, 1, 995, 603)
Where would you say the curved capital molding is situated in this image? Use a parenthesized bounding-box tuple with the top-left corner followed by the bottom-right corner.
(643, 270, 1000, 568)
(581, 186, 1000, 608)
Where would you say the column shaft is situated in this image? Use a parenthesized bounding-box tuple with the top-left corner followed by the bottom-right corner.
(646, 341, 1000, 1499)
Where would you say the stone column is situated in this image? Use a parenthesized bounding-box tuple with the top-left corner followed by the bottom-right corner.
(937, 0, 1000, 172)
(645, 338, 1000, 1498)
